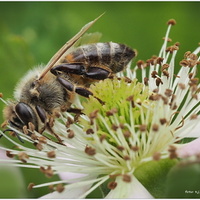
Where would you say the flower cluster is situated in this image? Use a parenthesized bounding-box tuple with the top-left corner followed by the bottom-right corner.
(0, 19, 200, 198)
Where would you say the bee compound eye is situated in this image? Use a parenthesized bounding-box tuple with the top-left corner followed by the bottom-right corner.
(15, 103, 35, 126)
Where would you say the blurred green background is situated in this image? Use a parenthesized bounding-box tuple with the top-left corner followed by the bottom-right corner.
(0, 1, 200, 198)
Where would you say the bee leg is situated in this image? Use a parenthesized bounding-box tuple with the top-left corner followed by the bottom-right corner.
(57, 77, 105, 104)
(35, 105, 47, 124)
(85, 66, 111, 80)
(2, 129, 24, 143)
(75, 86, 105, 105)
(51, 63, 85, 76)
(67, 108, 84, 116)
(35, 105, 64, 144)
(46, 124, 65, 145)
(51, 64, 111, 80)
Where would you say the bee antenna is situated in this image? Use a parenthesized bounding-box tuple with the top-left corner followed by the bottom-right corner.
(2, 129, 24, 143)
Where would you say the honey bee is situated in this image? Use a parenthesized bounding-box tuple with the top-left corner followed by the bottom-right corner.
(2, 15, 136, 143)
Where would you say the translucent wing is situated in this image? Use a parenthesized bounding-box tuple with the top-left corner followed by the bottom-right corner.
(73, 32, 102, 47)
(38, 14, 103, 81)
(63, 32, 102, 57)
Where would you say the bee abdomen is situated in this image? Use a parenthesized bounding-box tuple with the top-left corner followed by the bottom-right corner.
(64, 42, 136, 73)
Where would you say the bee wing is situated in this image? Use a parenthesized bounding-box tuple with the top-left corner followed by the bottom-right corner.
(73, 32, 102, 48)
(38, 13, 104, 81)
(63, 32, 102, 57)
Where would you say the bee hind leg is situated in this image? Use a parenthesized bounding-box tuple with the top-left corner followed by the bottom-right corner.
(51, 63, 112, 80)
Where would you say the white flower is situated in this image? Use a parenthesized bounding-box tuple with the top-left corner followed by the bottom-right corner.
(0, 19, 200, 198)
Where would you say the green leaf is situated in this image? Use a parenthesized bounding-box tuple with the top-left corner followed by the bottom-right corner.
(134, 158, 178, 198)
(165, 161, 200, 198)
(0, 166, 27, 198)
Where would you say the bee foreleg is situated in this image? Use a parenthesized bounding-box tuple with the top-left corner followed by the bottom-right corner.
(35, 105, 47, 124)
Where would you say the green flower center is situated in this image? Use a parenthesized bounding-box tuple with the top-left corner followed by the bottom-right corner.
(80, 77, 159, 166)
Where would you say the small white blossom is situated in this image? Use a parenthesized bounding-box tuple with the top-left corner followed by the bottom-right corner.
(0, 19, 200, 198)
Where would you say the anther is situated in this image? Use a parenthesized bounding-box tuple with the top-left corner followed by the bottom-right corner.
(188, 53, 198, 61)
(28, 183, 35, 191)
(66, 117, 74, 128)
(168, 145, 178, 159)
(123, 155, 130, 160)
(34, 142, 43, 151)
(152, 124, 159, 132)
(190, 114, 198, 120)
(6, 151, 14, 158)
(161, 64, 169, 71)
(18, 152, 29, 163)
(165, 89, 173, 97)
(111, 124, 118, 131)
(149, 94, 160, 101)
(31, 133, 38, 140)
(137, 60, 145, 69)
(184, 51, 191, 58)
(89, 110, 99, 119)
(122, 174, 132, 182)
(131, 146, 139, 152)
(144, 77, 149, 86)
(117, 146, 125, 151)
(151, 71, 158, 78)
(180, 59, 189, 67)
(167, 19, 176, 25)
(139, 124, 147, 132)
(86, 128, 94, 135)
(156, 78, 163, 86)
(178, 83, 186, 90)
(47, 151, 56, 158)
(161, 96, 168, 104)
(126, 95, 134, 101)
(23, 125, 29, 135)
(107, 181, 117, 190)
(175, 42, 180, 46)
(0, 93, 3, 98)
(67, 129, 75, 138)
(40, 166, 54, 178)
(28, 122, 35, 132)
(156, 57, 164, 65)
(38, 136, 47, 144)
(106, 108, 118, 116)
(49, 185, 54, 192)
(160, 118, 167, 125)
(123, 130, 131, 138)
(56, 184, 65, 193)
(1, 120, 8, 128)
(124, 76, 132, 83)
(85, 146, 96, 156)
(100, 134, 106, 142)
(153, 152, 161, 161)
(162, 37, 172, 42)
(162, 70, 169, 78)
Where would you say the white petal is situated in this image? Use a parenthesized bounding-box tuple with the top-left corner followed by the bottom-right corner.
(176, 137, 200, 158)
(187, 123, 200, 137)
(0, 149, 9, 159)
(106, 175, 153, 199)
(59, 172, 87, 183)
(40, 183, 91, 199)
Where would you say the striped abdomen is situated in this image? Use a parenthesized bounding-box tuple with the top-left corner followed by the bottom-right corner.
(63, 42, 136, 73)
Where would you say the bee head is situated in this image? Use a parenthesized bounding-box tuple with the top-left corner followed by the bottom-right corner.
(3, 102, 39, 131)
